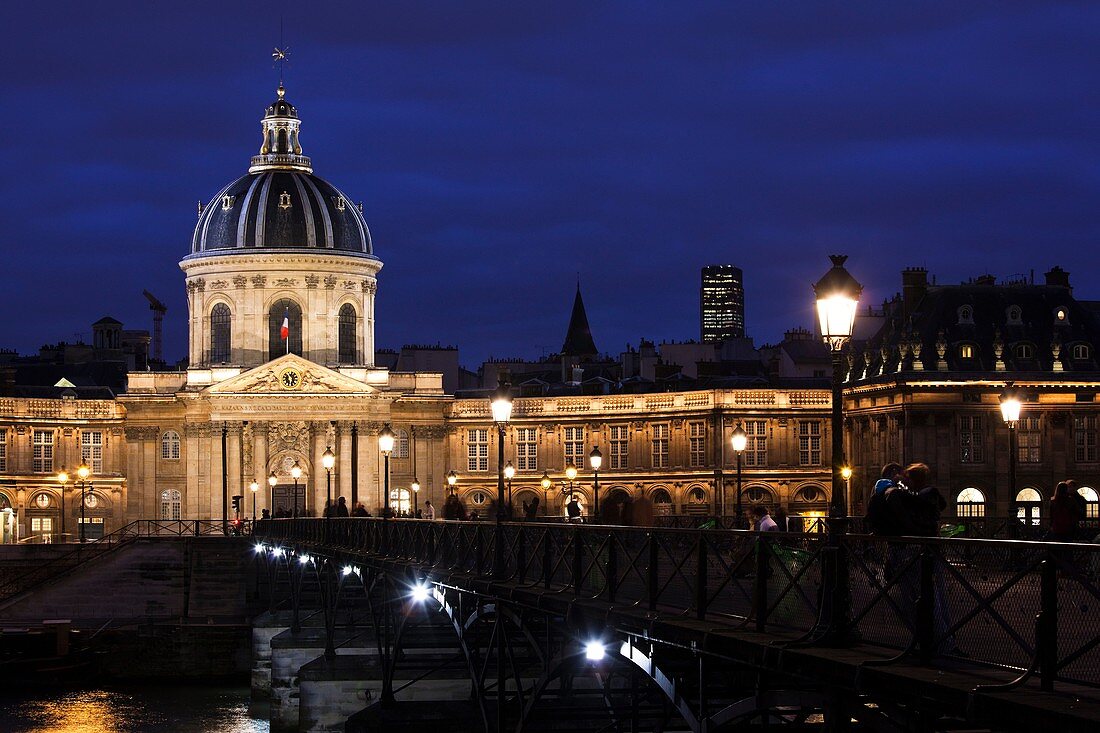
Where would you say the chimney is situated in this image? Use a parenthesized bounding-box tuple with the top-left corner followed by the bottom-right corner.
(901, 267, 928, 319)
(1045, 266, 1071, 291)
(975, 274, 996, 286)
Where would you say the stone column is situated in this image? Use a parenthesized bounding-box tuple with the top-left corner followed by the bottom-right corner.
(253, 422, 268, 514)
(312, 422, 328, 515)
(227, 422, 242, 517)
(338, 422, 353, 504)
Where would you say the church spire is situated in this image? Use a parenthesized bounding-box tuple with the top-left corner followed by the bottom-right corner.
(560, 283, 598, 358)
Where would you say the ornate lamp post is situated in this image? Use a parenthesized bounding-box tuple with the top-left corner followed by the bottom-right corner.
(446, 470, 458, 496)
(490, 379, 513, 524)
(812, 254, 861, 644)
(56, 467, 69, 541)
(322, 447, 336, 516)
(249, 480, 259, 522)
(76, 462, 91, 543)
(1000, 384, 1023, 538)
(840, 465, 853, 516)
(379, 426, 395, 518)
(268, 471, 278, 516)
(411, 478, 421, 516)
(290, 461, 302, 517)
(564, 462, 577, 497)
(731, 424, 747, 528)
(503, 462, 515, 509)
(540, 471, 552, 516)
(589, 446, 602, 517)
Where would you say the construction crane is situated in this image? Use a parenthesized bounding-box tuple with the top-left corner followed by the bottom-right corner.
(142, 290, 167, 363)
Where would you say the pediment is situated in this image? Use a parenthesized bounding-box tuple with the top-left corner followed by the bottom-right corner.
(206, 354, 376, 395)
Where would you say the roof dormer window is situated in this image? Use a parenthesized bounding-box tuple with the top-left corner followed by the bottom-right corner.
(1015, 343, 1034, 359)
(959, 344, 976, 359)
(957, 305, 974, 325)
(1006, 305, 1022, 325)
(1073, 344, 1091, 360)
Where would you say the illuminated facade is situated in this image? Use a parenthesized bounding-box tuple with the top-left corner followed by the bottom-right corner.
(700, 265, 745, 342)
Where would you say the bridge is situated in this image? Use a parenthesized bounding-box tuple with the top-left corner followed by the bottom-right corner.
(254, 518, 1100, 733)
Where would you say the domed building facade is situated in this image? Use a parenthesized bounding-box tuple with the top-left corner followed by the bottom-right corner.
(182, 85, 381, 376)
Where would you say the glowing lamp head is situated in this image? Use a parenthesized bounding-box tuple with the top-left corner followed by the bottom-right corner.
(446, 470, 458, 487)
(378, 425, 395, 454)
(268, 471, 278, 488)
(298, 554, 311, 565)
(490, 379, 513, 424)
(540, 472, 552, 490)
(342, 564, 354, 576)
(290, 461, 302, 480)
(841, 466, 853, 481)
(411, 478, 421, 493)
(254, 543, 265, 553)
(57, 468, 69, 485)
(1000, 385, 1023, 426)
(813, 255, 862, 352)
(76, 463, 91, 481)
(410, 582, 431, 603)
(503, 462, 515, 480)
(731, 425, 747, 453)
(565, 462, 578, 482)
(322, 446, 336, 471)
(584, 641, 606, 661)
(250, 480, 259, 493)
(588, 446, 602, 471)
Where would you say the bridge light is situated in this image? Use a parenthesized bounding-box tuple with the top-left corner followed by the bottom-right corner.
(299, 554, 311, 565)
(342, 564, 354, 576)
(584, 641, 606, 661)
(410, 582, 431, 603)
(272, 547, 285, 557)
(254, 543, 265, 553)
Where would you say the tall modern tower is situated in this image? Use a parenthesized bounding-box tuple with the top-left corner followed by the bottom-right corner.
(700, 265, 745, 341)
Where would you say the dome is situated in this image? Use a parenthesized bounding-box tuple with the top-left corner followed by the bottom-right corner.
(191, 170, 372, 255)
(188, 85, 374, 258)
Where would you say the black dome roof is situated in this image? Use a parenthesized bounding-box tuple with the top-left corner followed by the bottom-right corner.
(191, 171, 372, 255)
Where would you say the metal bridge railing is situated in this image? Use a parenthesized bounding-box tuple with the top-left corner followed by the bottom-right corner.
(256, 517, 1100, 692)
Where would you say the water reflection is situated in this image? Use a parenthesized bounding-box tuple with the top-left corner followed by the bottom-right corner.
(0, 685, 268, 733)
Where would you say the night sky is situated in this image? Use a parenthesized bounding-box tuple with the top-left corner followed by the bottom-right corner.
(4, 2, 1098, 366)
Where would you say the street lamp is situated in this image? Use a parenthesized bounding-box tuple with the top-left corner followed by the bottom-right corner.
(290, 461, 302, 517)
(540, 471, 552, 516)
(589, 446, 602, 517)
(503, 462, 515, 508)
(267, 471, 278, 517)
(813, 254, 862, 523)
(731, 424, 747, 528)
(322, 446, 336, 516)
(75, 462, 91, 543)
(1000, 384, 1023, 537)
(446, 470, 458, 496)
(411, 477, 420, 516)
(249, 480, 259, 522)
(57, 467, 69, 541)
(490, 378, 513, 524)
(379, 426, 395, 518)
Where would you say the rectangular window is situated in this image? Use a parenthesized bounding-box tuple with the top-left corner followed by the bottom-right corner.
(743, 420, 767, 467)
(1075, 416, 1098, 463)
(516, 428, 538, 471)
(31, 517, 53, 533)
(33, 430, 54, 473)
(959, 415, 984, 463)
(1017, 417, 1041, 463)
(652, 424, 669, 468)
(467, 429, 488, 472)
(0, 429, 6, 472)
(688, 421, 707, 467)
(798, 422, 821, 466)
(610, 425, 629, 469)
(82, 430, 104, 474)
(563, 426, 584, 468)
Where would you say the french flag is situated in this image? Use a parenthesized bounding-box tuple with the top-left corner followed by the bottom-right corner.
(280, 308, 290, 341)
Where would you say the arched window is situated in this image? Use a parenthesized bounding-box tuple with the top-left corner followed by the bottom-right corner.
(1073, 344, 1090, 360)
(389, 489, 411, 515)
(0, 493, 11, 510)
(338, 304, 357, 364)
(269, 299, 303, 360)
(956, 487, 986, 518)
(688, 487, 708, 504)
(160, 489, 182, 520)
(210, 303, 232, 363)
(1015, 343, 1034, 359)
(1078, 486, 1098, 519)
(795, 485, 826, 504)
(395, 429, 410, 459)
(957, 306, 974, 325)
(161, 431, 181, 460)
(959, 344, 975, 360)
(651, 488, 672, 505)
(1006, 305, 1022, 325)
(743, 486, 775, 505)
(470, 491, 488, 506)
(1016, 487, 1042, 526)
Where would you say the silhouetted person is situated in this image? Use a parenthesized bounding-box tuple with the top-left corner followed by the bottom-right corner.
(523, 496, 540, 520)
(336, 496, 349, 517)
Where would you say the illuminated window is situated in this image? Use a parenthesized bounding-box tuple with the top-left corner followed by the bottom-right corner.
(1017, 417, 1041, 463)
(956, 487, 986, 518)
(563, 426, 585, 468)
(160, 489, 182, 520)
(1074, 416, 1097, 463)
(797, 422, 821, 466)
(338, 304, 357, 364)
(743, 420, 767, 467)
(395, 429, 410, 459)
(516, 427, 537, 471)
(651, 424, 669, 468)
(1078, 486, 1099, 519)
(389, 488, 411, 515)
(1016, 487, 1042, 526)
(210, 303, 231, 363)
(81, 431, 103, 474)
(610, 425, 628, 469)
(33, 430, 54, 473)
(688, 421, 707, 467)
(959, 344, 975, 359)
(31, 517, 53, 533)
(471, 491, 487, 506)
(959, 415, 984, 463)
(467, 429, 488, 472)
(161, 431, 181, 460)
(0, 429, 6, 472)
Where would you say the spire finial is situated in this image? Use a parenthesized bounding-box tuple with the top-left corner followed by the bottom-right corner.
(272, 46, 290, 88)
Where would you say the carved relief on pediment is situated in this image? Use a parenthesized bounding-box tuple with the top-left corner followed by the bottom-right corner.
(269, 421, 310, 453)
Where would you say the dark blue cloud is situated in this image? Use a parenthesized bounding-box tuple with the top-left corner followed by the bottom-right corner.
(2, 1, 1098, 365)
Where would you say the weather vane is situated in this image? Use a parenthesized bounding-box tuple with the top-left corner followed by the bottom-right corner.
(272, 46, 290, 84)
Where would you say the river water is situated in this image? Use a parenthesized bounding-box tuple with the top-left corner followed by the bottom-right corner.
(0, 684, 268, 733)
